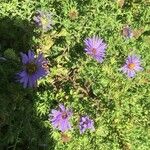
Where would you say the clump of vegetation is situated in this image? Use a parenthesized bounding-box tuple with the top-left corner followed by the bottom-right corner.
(0, 0, 149, 150)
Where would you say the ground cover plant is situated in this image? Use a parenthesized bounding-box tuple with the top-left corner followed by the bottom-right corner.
(0, 0, 150, 150)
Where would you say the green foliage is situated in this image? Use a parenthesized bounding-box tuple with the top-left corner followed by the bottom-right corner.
(0, 0, 150, 150)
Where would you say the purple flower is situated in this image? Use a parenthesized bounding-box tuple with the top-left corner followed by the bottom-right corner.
(84, 36, 107, 63)
(33, 10, 53, 32)
(17, 50, 49, 88)
(79, 116, 94, 134)
(122, 25, 133, 39)
(49, 104, 72, 132)
(120, 55, 143, 78)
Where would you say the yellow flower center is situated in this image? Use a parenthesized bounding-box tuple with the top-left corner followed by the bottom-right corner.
(128, 63, 135, 70)
(91, 48, 97, 55)
(62, 112, 68, 119)
(26, 62, 37, 75)
(41, 17, 48, 26)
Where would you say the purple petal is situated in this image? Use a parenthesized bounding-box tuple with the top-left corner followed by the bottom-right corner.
(84, 36, 107, 63)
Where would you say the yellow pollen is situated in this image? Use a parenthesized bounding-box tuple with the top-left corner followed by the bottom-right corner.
(41, 17, 48, 26)
(62, 112, 68, 119)
(91, 48, 97, 55)
(128, 63, 135, 70)
(26, 62, 37, 74)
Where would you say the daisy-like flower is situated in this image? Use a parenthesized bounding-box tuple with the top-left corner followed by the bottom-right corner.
(33, 10, 53, 32)
(122, 25, 133, 39)
(79, 116, 94, 134)
(84, 36, 107, 63)
(49, 104, 72, 132)
(17, 50, 49, 88)
(120, 55, 143, 78)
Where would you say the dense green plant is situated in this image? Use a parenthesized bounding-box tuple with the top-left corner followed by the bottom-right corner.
(0, 0, 150, 149)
